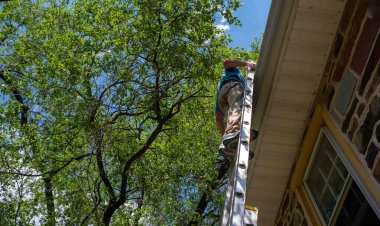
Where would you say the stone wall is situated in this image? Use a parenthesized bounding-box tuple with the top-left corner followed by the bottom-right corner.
(321, 0, 380, 183)
(275, 1, 378, 225)
(274, 190, 308, 226)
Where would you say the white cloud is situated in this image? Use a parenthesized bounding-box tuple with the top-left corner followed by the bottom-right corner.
(216, 24, 230, 31)
(221, 16, 227, 23)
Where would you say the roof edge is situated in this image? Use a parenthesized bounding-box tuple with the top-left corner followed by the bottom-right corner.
(248, 0, 298, 199)
(252, 0, 298, 131)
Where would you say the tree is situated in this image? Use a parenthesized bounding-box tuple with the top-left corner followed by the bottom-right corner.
(0, 0, 251, 225)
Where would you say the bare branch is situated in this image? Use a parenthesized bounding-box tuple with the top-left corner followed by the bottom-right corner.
(107, 109, 150, 124)
(80, 180, 102, 226)
(98, 80, 125, 101)
(94, 128, 116, 201)
(0, 153, 94, 177)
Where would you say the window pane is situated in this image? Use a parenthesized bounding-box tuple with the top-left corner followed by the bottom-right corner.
(308, 167, 324, 198)
(336, 158, 349, 179)
(325, 141, 337, 160)
(328, 168, 345, 197)
(319, 151, 333, 178)
(305, 132, 349, 225)
(320, 188, 336, 223)
(335, 182, 380, 226)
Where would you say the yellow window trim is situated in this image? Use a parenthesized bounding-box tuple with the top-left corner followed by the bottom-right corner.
(289, 104, 324, 190)
(288, 103, 380, 225)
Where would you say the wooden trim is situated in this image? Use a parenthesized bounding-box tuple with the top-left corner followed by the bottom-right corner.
(289, 104, 324, 190)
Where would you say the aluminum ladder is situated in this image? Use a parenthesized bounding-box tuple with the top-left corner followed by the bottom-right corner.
(219, 68, 258, 226)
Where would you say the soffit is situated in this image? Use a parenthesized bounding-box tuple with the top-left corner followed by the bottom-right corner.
(246, 0, 347, 225)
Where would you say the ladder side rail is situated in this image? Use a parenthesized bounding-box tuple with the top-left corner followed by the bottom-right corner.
(219, 161, 236, 226)
(230, 69, 255, 225)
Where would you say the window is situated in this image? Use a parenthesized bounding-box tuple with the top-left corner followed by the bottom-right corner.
(305, 131, 349, 224)
(304, 128, 380, 226)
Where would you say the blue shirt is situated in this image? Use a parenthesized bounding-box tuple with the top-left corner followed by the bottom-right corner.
(215, 67, 246, 113)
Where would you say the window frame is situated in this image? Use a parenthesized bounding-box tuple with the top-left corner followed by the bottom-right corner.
(303, 127, 350, 225)
(303, 127, 380, 225)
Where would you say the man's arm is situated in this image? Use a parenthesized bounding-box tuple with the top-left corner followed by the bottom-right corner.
(223, 59, 256, 69)
(215, 111, 225, 136)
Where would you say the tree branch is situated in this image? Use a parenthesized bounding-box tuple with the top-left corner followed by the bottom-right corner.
(107, 109, 150, 124)
(94, 128, 116, 202)
(98, 79, 125, 101)
(187, 159, 230, 225)
(0, 69, 29, 125)
(80, 180, 102, 226)
(0, 153, 94, 177)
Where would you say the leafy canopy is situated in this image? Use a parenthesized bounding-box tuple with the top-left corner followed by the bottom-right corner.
(0, 0, 260, 225)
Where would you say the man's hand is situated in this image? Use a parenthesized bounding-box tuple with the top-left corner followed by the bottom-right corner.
(246, 60, 256, 70)
(223, 59, 256, 70)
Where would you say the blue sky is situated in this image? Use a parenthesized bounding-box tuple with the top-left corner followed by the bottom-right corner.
(216, 0, 272, 50)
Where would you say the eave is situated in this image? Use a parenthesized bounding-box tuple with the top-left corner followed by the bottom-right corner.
(246, 0, 348, 225)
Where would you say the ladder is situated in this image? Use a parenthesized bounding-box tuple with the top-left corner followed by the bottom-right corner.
(219, 68, 258, 226)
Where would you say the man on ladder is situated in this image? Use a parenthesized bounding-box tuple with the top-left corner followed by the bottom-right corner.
(215, 59, 257, 157)
(215, 59, 258, 226)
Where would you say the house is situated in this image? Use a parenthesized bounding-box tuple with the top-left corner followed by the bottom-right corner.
(247, 0, 380, 225)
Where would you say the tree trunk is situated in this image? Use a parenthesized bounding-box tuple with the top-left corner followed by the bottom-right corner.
(188, 160, 230, 225)
(43, 176, 56, 226)
(102, 198, 126, 226)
